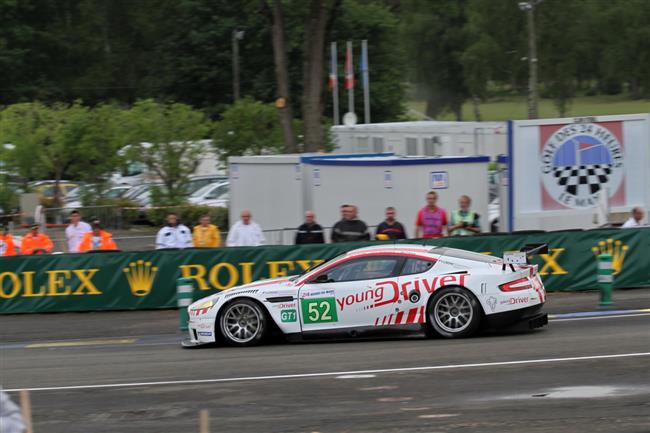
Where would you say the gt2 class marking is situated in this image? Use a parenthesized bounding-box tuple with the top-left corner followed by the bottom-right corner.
(337, 274, 468, 312)
(301, 297, 338, 324)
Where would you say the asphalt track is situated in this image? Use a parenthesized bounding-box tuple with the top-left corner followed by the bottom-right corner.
(1, 289, 649, 433)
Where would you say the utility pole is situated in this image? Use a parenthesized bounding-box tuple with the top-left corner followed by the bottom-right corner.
(232, 29, 245, 101)
(519, 1, 540, 119)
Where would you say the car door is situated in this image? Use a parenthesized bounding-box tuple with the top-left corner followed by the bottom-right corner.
(297, 255, 403, 332)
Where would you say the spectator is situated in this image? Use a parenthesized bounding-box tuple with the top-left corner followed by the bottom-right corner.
(193, 215, 222, 248)
(621, 207, 646, 228)
(375, 207, 407, 240)
(20, 224, 54, 254)
(0, 224, 16, 257)
(226, 210, 265, 247)
(78, 219, 118, 252)
(449, 195, 481, 236)
(295, 211, 325, 244)
(415, 191, 448, 239)
(65, 210, 91, 253)
(331, 204, 370, 243)
(156, 213, 192, 249)
(0, 387, 26, 433)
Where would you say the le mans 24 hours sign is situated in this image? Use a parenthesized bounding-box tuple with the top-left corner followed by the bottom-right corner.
(540, 121, 624, 209)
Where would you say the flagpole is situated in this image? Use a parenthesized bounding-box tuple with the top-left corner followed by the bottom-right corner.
(331, 42, 340, 125)
(361, 39, 370, 124)
(346, 40, 354, 116)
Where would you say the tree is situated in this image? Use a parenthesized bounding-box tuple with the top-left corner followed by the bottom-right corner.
(0, 102, 91, 206)
(212, 97, 300, 161)
(263, 0, 297, 153)
(301, 0, 337, 152)
(402, 0, 470, 120)
(121, 100, 213, 205)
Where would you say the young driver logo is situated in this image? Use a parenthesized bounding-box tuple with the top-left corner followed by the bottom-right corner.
(540, 122, 624, 209)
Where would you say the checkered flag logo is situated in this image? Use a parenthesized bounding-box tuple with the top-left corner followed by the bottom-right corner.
(553, 164, 612, 196)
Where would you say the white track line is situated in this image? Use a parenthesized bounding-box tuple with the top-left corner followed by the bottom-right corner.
(6, 352, 650, 393)
(552, 313, 650, 322)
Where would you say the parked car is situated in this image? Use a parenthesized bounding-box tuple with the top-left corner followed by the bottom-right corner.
(29, 181, 81, 206)
(187, 181, 229, 207)
(63, 185, 131, 210)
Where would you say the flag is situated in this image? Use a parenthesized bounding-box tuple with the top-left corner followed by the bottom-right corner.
(345, 42, 354, 90)
(329, 43, 338, 91)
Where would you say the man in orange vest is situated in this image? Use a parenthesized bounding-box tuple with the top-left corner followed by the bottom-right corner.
(78, 219, 117, 252)
(0, 224, 16, 256)
(20, 224, 54, 254)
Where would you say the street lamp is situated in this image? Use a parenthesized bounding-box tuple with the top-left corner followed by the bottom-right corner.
(519, 1, 541, 119)
(232, 29, 245, 102)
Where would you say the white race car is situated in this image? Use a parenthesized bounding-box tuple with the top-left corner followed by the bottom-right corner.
(183, 244, 548, 347)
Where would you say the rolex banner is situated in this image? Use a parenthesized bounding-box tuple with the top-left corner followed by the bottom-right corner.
(0, 228, 648, 314)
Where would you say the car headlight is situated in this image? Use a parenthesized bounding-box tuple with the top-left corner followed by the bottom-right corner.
(190, 300, 214, 311)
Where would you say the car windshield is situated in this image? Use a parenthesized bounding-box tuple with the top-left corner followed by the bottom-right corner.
(292, 253, 347, 280)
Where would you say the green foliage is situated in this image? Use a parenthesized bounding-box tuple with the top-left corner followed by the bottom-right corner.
(402, 0, 469, 120)
(212, 97, 292, 161)
(0, 101, 124, 204)
(120, 100, 214, 205)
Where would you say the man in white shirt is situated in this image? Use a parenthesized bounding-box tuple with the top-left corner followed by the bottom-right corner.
(156, 213, 192, 249)
(621, 207, 646, 228)
(65, 210, 91, 253)
(226, 210, 265, 247)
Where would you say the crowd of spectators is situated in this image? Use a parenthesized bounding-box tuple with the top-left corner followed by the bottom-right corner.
(0, 194, 646, 256)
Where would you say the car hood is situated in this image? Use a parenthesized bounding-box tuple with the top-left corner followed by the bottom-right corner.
(189, 276, 297, 309)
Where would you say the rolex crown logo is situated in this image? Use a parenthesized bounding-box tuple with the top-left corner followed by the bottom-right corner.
(123, 260, 158, 296)
(591, 238, 628, 275)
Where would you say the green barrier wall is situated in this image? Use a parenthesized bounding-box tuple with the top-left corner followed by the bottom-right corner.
(1, 228, 648, 314)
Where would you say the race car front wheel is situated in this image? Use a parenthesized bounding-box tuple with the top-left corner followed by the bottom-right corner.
(219, 299, 268, 347)
(426, 286, 481, 338)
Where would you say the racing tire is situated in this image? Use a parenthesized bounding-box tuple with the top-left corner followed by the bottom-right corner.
(218, 299, 268, 347)
(426, 286, 481, 338)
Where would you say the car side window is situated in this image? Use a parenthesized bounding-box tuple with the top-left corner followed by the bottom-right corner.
(324, 257, 401, 283)
(401, 258, 435, 276)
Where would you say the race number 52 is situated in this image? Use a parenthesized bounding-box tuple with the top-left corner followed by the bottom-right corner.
(301, 297, 338, 324)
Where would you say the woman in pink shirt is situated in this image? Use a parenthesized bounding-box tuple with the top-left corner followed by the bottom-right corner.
(415, 191, 448, 238)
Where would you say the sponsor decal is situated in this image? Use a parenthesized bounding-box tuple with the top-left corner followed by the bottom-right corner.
(196, 323, 213, 329)
(300, 289, 335, 298)
(591, 238, 628, 275)
(500, 296, 530, 305)
(179, 259, 322, 291)
(280, 309, 297, 323)
(301, 297, 338, 324)
(540, 122, 624, 209)
(0, 269, 101, 300)
(336, 274, 468, 312)
(275, 302, 297, 309)
(123, 260, 158, 297)
(487, 296, 497, 312)
(375, 306, 425, 326)
(198, 331, 212, 337)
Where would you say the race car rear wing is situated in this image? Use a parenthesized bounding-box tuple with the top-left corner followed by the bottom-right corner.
(502, 243, 548, 271)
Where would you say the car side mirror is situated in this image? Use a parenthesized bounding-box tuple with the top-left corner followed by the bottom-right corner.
(311, 274, 332, 284)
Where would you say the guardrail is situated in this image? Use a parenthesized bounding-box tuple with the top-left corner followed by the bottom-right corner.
(1, 227, 648, 314)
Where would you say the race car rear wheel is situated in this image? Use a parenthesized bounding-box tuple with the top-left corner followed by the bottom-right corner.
(219, 299, 268, 347)
(426, 286, 481, 338)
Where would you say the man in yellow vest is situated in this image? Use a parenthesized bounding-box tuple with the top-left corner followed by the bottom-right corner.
(192, 215, 221, 248)
(449, 195, 481, 236)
